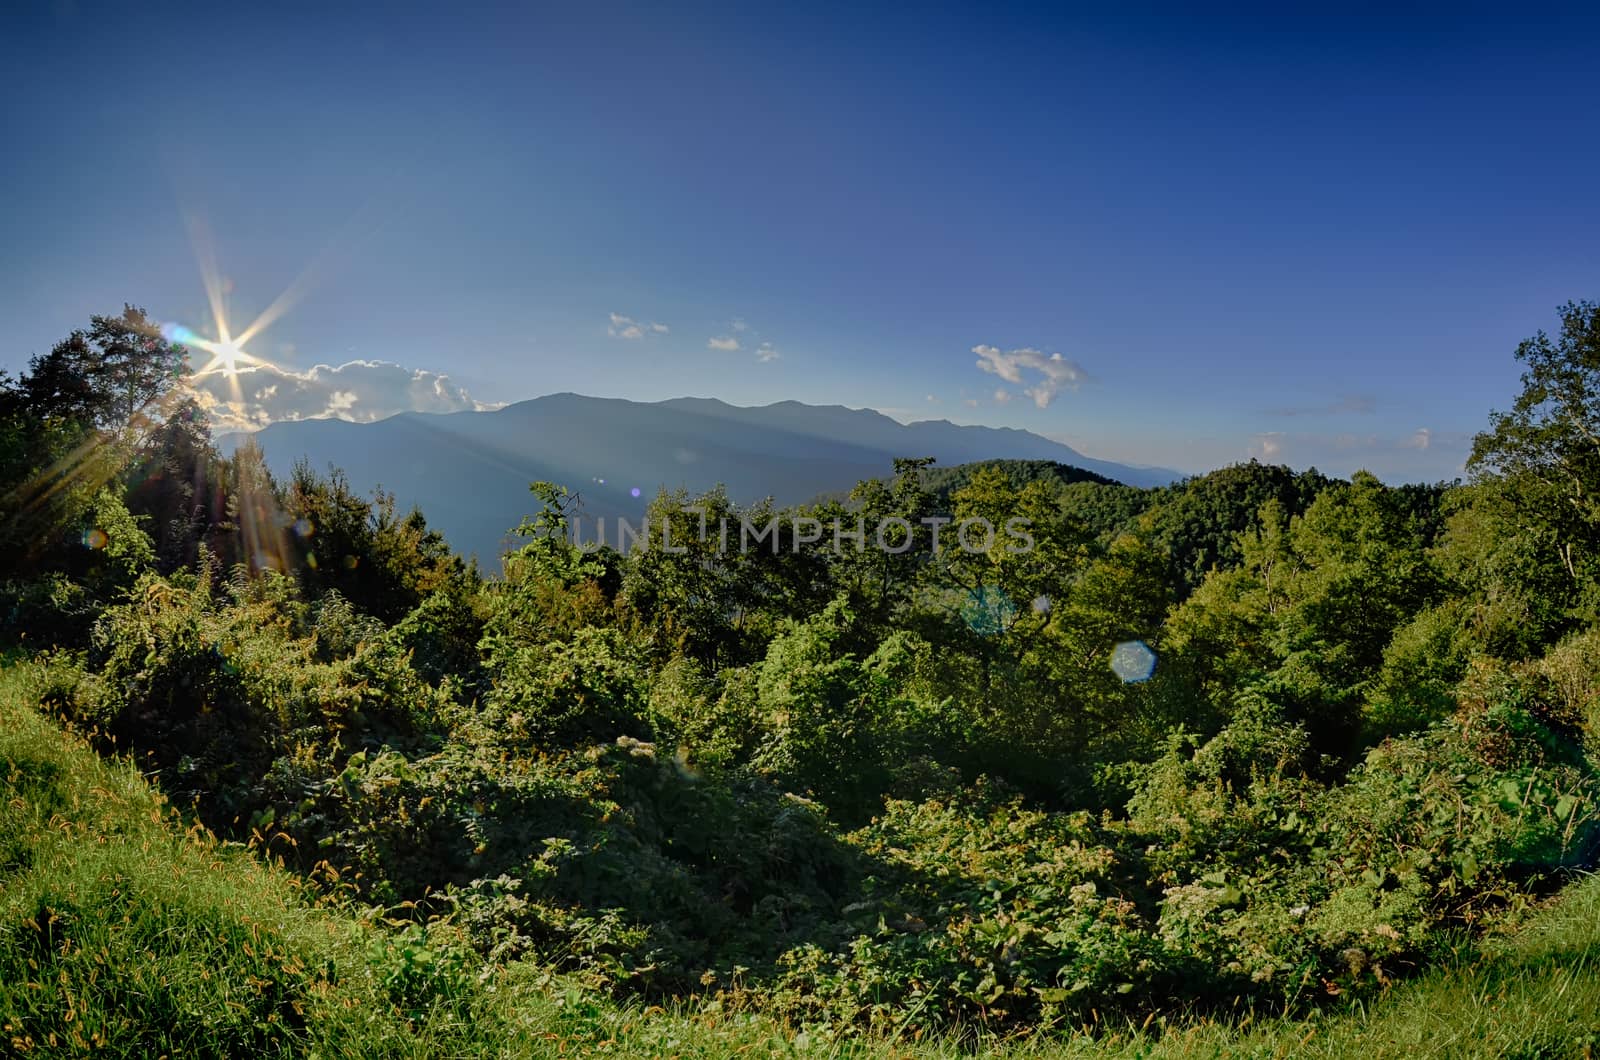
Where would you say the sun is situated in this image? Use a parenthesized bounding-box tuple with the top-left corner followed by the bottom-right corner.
(191, 336, 261, 379)
(209, 340, 250, 377)
(164, 325, 262, 380)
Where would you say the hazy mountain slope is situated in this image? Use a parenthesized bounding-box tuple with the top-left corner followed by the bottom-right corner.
(657, 397, 1174, 484)
(220, 393, 1181, 561)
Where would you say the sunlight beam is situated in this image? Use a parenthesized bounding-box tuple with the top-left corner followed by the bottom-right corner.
(183, 211, 234, 344)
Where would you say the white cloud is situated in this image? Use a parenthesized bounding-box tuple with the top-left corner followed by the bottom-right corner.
(1402, 427, 1432, 450)
(710, 319, 779, 362)
(608, 312, 667, 339)
(993, 388, 1012, 404)
(972, 345, 1089, 409)
(1250, 432, 1285, 460)
(925, 394, 938, 403)
(190, 358, 499, 433)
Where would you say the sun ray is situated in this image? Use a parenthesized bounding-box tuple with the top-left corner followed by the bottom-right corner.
(231, 198, 383, 350)
(183, 210, 233, 344)
(2, 385, 194, 538)
(231, 260, 325, 350)
(181, 194, 394, 382)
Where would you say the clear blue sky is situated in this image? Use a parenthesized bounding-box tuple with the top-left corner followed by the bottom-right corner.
(3, 3, 1597, 480)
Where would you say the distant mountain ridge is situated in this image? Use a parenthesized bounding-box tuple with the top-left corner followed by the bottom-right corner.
(218, 393, 1182, 561)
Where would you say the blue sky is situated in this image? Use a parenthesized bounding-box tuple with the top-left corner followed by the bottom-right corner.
(3, 3, 1597, 480)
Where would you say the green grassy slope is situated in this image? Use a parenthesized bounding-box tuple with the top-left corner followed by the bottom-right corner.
(3, 659, 1598, 1059)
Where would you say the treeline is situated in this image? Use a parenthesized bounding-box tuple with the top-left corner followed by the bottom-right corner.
(4, 302, 1600, 1042)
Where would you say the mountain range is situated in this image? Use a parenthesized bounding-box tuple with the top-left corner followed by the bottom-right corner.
(217, 393, 1182, 562)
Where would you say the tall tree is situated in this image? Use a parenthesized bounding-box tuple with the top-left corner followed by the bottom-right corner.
(0, 306, 187, 580)
(1469, 300, 1600, 609)
(8, 305, 187, 430)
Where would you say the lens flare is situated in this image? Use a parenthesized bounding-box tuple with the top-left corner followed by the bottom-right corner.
(961, 586, 1016, 636)
(1110, 641, 1158, 683)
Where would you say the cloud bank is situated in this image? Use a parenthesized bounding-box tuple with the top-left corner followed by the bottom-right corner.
(191, 359, 499, 433)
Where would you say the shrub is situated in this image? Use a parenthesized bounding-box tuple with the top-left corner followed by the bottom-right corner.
(481, 625, 647, 746)
(79, 570, 451, 826)
(768, 785, 1169, 1038)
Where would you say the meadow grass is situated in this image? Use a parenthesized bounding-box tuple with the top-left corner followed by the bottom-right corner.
(3, 658, 1598, 1059)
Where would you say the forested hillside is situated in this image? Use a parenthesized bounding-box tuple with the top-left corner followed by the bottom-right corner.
(5, 301, 1600, 1053)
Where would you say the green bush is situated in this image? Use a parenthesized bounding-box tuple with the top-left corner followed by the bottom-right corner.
(481, 625, 647, 746)
(76, 570, 450, 825)
(766, 785, 1169, 1038)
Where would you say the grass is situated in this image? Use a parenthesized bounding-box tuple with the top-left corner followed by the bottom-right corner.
(3, 657, 1600, 1058)
(1161, 883, 1600, 1059)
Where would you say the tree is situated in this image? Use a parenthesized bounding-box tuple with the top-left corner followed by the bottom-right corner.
(1268, 472, 1438, 738)
(1036, 531, 1173, 743)
(620, 486, 747, 665)
(1163, 473, 1442, 754)
(1470, 300, 1600, 610)
(506, 481, 609, 588)
(284, 461, 461, 622)
(827, 457, 938, 633)
(1433, 478, 1578, 657)
(5, 305, 187, 430)
(1140, 460, 1334, 594)
(125, 396, 227, 572)
(0, 307, 187, 582)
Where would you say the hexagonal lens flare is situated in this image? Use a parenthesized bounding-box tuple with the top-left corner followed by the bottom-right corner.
(1110, 640, 1157, 683)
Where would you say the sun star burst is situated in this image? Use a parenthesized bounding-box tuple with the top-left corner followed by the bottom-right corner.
(196, 338, 258, 378)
